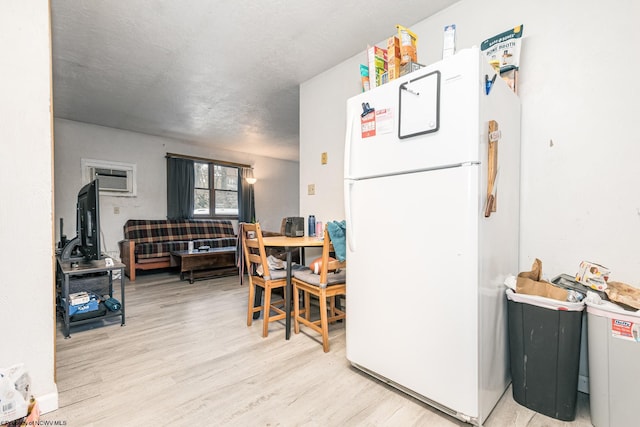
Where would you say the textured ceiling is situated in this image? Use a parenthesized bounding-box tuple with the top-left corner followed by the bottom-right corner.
(51, 1, 459, 161)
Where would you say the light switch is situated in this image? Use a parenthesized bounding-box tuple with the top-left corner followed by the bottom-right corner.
(308, 184, 315, 195)
(321, 152, 328, 165)
(114, 206, 120, 214)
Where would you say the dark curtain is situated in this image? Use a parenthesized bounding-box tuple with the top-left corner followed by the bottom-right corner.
(238, 167, 255, 223)
(237, 167, 255, 287)
(166, 157, 195, 220)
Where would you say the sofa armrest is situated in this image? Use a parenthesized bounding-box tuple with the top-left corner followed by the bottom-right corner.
(119, 239, 136, 281)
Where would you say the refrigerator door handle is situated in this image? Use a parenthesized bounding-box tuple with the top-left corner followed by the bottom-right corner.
(344, 179, 355, 252)
(344, 108, 355, 179)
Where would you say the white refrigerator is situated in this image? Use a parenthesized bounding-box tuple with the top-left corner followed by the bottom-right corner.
(344, 47, 520, 425)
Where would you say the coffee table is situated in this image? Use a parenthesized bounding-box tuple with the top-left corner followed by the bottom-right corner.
(171, 246, 237, 283)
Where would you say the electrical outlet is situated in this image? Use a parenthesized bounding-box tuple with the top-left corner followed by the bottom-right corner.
(308, 184, 315, 195)
(321, 152, 328, 165)
(113, 206, 120, 214)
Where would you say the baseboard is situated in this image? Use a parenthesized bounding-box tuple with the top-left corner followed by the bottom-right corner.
(578, 374, 589, 394)
(36, 387, 59, 415)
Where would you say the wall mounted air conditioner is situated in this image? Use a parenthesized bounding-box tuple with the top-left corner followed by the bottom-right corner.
(81, 158, 137, 197)
(91, 167, 129, 192)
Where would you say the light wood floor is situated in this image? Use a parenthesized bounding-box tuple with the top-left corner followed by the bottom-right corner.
(43, 272, 594, 426)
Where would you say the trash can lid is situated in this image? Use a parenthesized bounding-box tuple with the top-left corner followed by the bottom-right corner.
(586, 300, 640, 320)
(506, 288, 585, 311)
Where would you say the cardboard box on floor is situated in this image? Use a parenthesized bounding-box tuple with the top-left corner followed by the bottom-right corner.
(516, 259, 568, 301)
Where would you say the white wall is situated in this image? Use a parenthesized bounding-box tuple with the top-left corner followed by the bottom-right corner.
(0, 0, 58, 414)
(54, 119, 299, 257)
(300, 0, 640, 283)
(300, 59, 358, 228)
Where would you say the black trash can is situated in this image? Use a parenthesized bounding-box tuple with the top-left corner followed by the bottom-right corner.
(506, 289, 584, 421)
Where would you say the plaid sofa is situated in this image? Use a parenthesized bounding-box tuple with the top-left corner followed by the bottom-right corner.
(118, 219, 236, 281)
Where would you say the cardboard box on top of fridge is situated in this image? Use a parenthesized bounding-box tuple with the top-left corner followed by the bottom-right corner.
(387, 59, 401, 81)
(516, 258, 568, 302)
(359, 64, 370, 92)
(367, 45, 387, 88)
(387, 36, 401, 81)
(396, 24, 418, 65)
(387, 36, 401, 59)
(380, 71, 389, 85)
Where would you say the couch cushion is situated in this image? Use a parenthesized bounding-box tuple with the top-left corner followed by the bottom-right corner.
(124, 219, 235, 243)
(136, 237, 237, 259)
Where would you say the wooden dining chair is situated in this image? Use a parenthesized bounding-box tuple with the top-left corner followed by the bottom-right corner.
(241, 222, 288, 337)
(292, 227, 346, 352)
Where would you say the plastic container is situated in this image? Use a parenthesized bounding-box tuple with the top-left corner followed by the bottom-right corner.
(506, 289, 584, 421)
(64, 293, 99, 316)
(586, 301, 640, 427)
(308, 215, 316, 237)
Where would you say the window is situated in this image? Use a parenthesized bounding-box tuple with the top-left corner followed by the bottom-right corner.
(194, 162, 239, 217)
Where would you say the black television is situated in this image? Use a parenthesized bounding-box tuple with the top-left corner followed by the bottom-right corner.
(76, 179, 102, 262)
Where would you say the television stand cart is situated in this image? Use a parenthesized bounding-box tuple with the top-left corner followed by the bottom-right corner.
(56, 255, 126, 338)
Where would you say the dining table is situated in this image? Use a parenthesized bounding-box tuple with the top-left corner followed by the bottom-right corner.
(261, 235, 325, 339)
